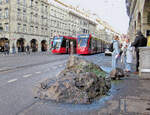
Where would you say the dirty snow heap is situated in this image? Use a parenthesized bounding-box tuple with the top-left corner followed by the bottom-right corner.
(34, 56, 111, 104)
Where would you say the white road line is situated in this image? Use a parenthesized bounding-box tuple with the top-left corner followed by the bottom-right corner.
(58, 65, 63, 67)
(52, 66, 57, 69)
(23, 74, 32, 78)
(35, 71, 41, 74)
(2, 67, 10, 69)
(8, 79, 18, 83)
(0, 67, 8, 70)
(56, 71, 61, 76)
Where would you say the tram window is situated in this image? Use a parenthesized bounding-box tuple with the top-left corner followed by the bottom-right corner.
(61, 38, 66, 47)
(73, 40, 76, 48)
(78, 38, 88, 47)
(89, 39, 92, 49)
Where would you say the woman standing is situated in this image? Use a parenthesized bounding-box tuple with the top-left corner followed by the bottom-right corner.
(124, 39, 133, 72)
(112, 35, 120, 70)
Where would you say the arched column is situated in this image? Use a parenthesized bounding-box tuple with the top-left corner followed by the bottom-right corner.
(9, 38, 16, 53)
(142, 0, 150, 36)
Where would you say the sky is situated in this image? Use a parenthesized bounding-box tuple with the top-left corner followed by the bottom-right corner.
(50, 0, 129, 34)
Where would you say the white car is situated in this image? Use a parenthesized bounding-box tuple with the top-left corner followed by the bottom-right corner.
(105, 49, 112, 56)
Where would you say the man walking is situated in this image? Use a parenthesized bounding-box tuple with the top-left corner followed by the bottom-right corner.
(131, 31, 147, 73)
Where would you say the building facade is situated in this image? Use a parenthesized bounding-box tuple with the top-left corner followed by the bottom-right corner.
(0, 0, 113, 53)
(68, 10, 97, 37)
(126, 0, 150, 40)
(0, 0, 50, 52)
(49, 3, 68, 39)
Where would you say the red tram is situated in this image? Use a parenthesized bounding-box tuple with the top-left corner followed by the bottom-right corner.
(77, 34, 106, 55)
(51, 36, 77, 54)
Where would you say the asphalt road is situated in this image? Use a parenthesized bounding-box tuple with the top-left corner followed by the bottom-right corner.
(0, 53, 69, 115)
(0, 53, 112, 115)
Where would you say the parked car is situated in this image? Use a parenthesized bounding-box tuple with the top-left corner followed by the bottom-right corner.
(105, 48, 112, 56)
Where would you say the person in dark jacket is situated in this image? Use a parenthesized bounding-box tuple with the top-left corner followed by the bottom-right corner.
(131, 31, 147, 73)
(26, 44, 30, 54)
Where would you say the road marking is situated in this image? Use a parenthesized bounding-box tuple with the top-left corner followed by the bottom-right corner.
(8, 79, 18, 83)
(0, 67, 9, 71)
(52, 66, 57, 69)
(58, 64, 63, 67)
(35, 71, 41, 74)
(23, 74, 32, 78)
(56, 71, 61, 76)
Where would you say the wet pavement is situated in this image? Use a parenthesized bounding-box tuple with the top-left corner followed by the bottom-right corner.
(18, 74, 150, 115)
(19, 54, 150, 115)
(1, 53, 150, 115)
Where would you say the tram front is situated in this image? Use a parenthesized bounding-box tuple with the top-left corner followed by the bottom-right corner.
(77, 34, 90, 54)
(51, 36, 65, 54)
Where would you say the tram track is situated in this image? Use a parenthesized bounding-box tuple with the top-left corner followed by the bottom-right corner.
(0, 57, 68, 73)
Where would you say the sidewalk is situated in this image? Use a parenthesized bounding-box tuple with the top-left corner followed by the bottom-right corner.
(0, 51, 51, 57)
(96, 74, 150, 114)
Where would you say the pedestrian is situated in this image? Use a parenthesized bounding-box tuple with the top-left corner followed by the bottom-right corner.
(112, 35, 120, 70)
(26, 44, 30, 54)
(7, 43, 10, 55)
(12, 43, 16, 54)
(18, 46, 20, 52)
(121, 39, 127, 68)
(124, 38, 133, 72)
(131, 31, 147, 74)
(0, 45, 4, 56)
(4, 43, 9, 55)
(1, 46, 4, 52)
